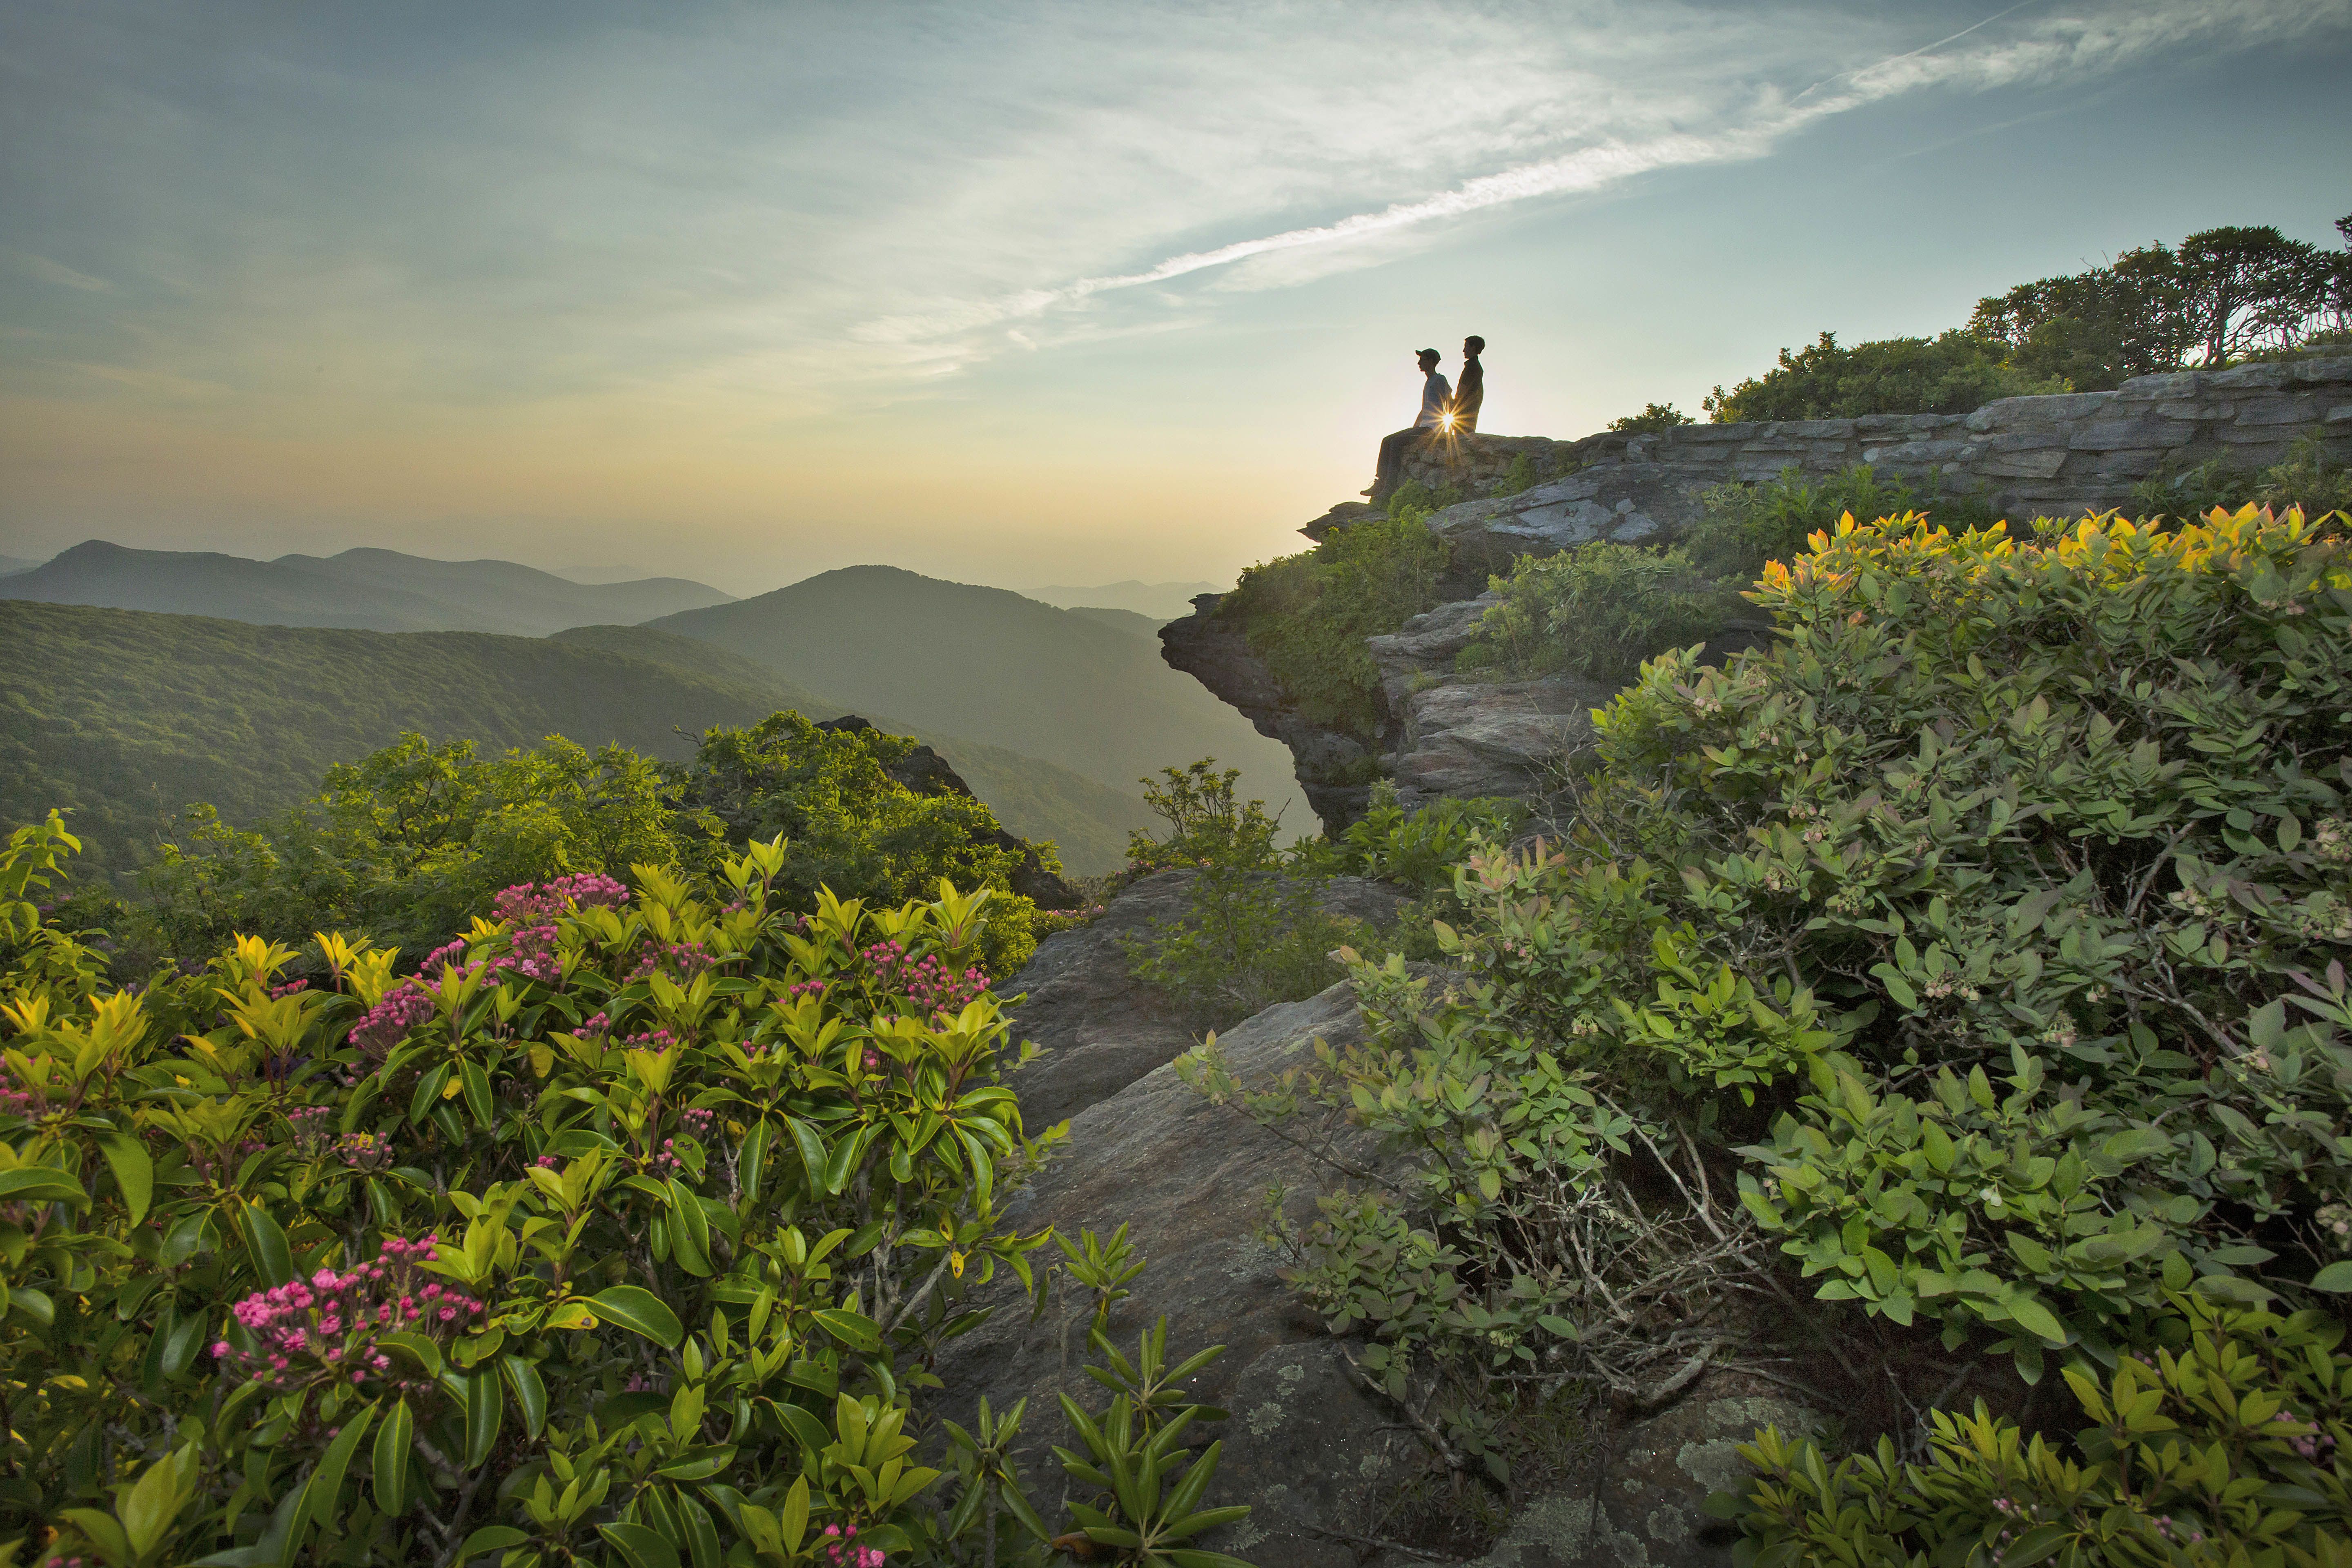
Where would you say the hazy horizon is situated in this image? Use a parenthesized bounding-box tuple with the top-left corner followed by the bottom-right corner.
(4, 0, 2348, 592)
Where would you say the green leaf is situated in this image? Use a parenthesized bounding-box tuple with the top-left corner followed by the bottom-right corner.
(95, 1129, 151, 1226)
(780, 1474, 810, 1552)
(738, 1118, 771, 1205)
(679, 1491, 723, 1568)
(464, 1369, 503, 1468)
(822, 1127, 862, 1195)
(57, 1510, 129, 1565)
(668, 1177, 713, 1277)
(378, 1331, 443, 1379)
(811, 1307, 881, 1353)
(459, 1060, 494, 1130)
(374, 1399, 414, 1516)
(771, 1400, 832, 1463)
(587, 1284, 683, 1347)
(599, 1521, 683, 1568)
(409, 1062, 450, 1127)
(241, 1200, 294, 1288)
(0, 1166, 89, 1208)
(289, 1400, 378, 1558)
(501, 1355, 547, 1439)
(2002, 1292, 2067, 1347)
(455, 1525, 529, 1564)
(786, 1117, 829, 1194)
(118, 1448, 192, 1557)
(2310, 1261, 2352, 1292)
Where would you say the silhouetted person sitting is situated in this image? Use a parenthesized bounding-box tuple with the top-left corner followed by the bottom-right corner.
(1372, 348, 1452, 501)
(1453, 335, 1484, 434)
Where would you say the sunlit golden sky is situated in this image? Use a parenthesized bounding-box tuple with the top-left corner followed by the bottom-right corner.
(3, 0, 2348, 593)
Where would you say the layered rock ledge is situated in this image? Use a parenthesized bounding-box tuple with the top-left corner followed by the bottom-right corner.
(1164, 356, 2352, 830)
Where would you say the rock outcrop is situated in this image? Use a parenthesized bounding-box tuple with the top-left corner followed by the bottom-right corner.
(998, 868, 1410, 1130)
(1165, 356, 2352, 831)
(1158, 597, 1382, 829)
(1392, 354, 2352, 528)
(949, 965, 1828, 1568)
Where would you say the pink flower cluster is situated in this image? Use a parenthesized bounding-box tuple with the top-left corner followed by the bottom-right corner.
(788, 978, 829, 1001)
(0, 1068, 34, 1119)
(269, 978, 310, 999)
(2273, 1409, 2337, 1462)
(215, 1234, 482, 1394)
(862, 939, 989, 1016)
(489, 919, 562, 987)
(490, 873, 629, 921)
(286, 1103, 334, 1152)
(819, 1523, 884, 1568)
(335, 1131, 392, 1171)
(349, 981, 435, 1056)
(627, 939, 717, 983)
(419, 938, 469, 974)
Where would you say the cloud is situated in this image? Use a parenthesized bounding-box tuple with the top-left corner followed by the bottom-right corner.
(855, 0, 2352, 368)
(14, 253, 110, 292)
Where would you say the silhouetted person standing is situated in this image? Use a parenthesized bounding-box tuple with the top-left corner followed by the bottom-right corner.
(1373, 348, 1451, 501)
(1453, 336, 1484, 434)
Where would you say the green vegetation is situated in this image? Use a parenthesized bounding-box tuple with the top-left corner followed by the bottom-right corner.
(1221, 510, 1453, 739)
(1120, 763, 1374, 1030)
(1455, 543, 1726, 683)
(134, 716, 1050, 978)
(1457, 464, 1998, 682)
(0, 540, 732, 635)
(1703, 330, 2065, 422)
(1606, 402, 1695, 433)
(0, 601, 1152, 882)
(641, 565, 1305, 835)
(2131, 430, 2352, 524)
(1700, 217, 2351, 423)
(1973, 218, 2352, 389)
(0, 815, 1254, 1566)
(1183, 503, 2352, 1560)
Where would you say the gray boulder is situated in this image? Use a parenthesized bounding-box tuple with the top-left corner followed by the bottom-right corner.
(1393, 675, 1615, 805)
(954, 969, 1829, 1568)
(1000, 869, 1412, 1130)
(939, 979, 1411, 1568)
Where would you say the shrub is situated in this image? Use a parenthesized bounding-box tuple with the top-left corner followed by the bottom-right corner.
(2132, 430, 2352, 523)
(1702, 330, 2066, 423)
(1715, 1295, 2352, 1568)
(1223, 511, 1453, 739)
(1317, 783, 1526, 902)
(1185, 503, 2352, 1532)
(1608, 403, 1694, 434)
(1457, 543, 1728, 682)
(0, 817, 1252, 1566)
(140, 733, 684, 964)
(1686, 463, 2001, 580)
(1121, 764, 1374, 1030)
(137, 717, 1048, 979)
(1490, 451, 1580, 499)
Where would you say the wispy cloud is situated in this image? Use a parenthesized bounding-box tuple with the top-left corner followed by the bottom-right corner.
(853, 0, 2350, 369)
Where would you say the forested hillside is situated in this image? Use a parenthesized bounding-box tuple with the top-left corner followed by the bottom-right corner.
(647, 564, 1308, 831)
(0, 539, 733, 634)
(0, 602, 1148, 882)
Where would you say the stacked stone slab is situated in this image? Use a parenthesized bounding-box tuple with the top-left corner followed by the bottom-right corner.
(1395, 354, 2352, 523)
(1170, 355, 2352, 835)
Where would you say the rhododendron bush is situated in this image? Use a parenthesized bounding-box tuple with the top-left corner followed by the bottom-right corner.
(0, 823, 1253, 1567)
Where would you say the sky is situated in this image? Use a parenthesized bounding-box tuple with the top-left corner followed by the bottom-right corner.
(2, 0, 2349, 595)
